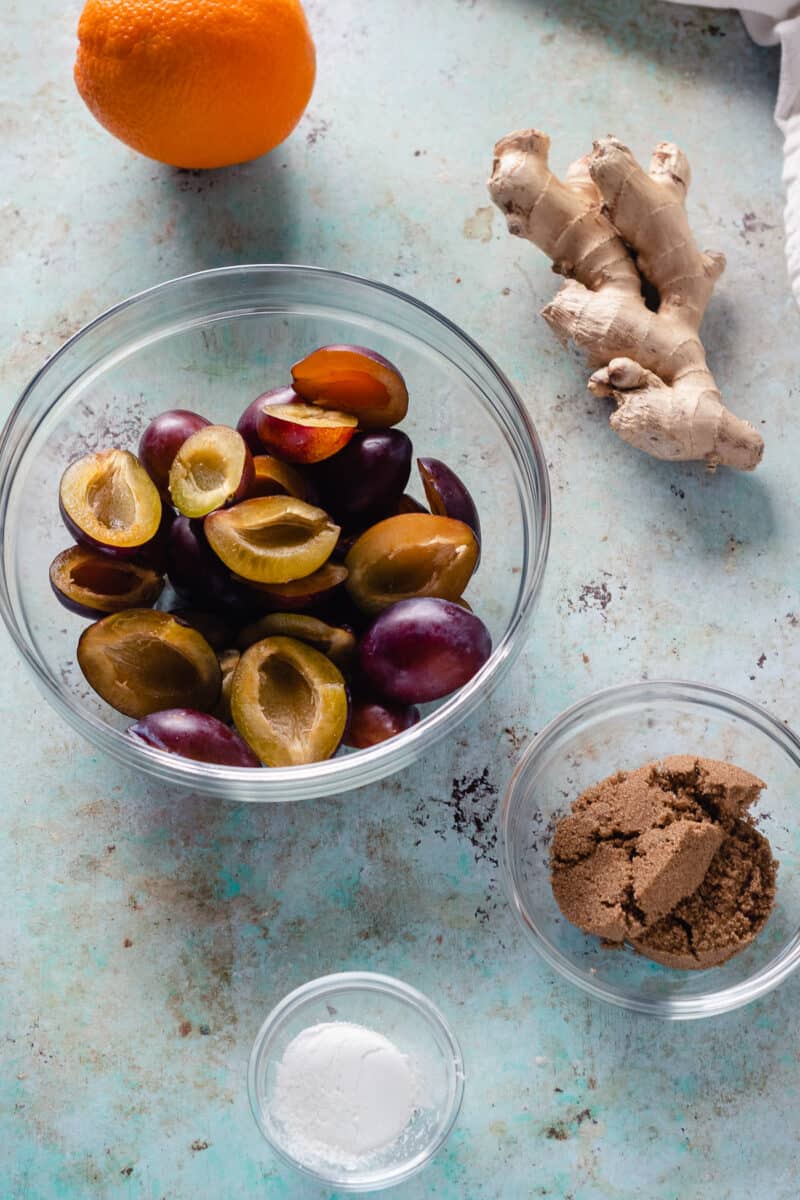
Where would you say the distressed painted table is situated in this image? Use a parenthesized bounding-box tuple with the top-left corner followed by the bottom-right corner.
(2, 1, 798, 1196)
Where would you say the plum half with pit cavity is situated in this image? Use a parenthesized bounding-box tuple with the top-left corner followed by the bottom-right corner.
(256, 402, 358, 464)
(169, 425, 253, 518)
(358, 597, 492, 704)
(236, 612, 356, 669)
(291, 345, 409, 428)
(77, 609, 221, 718)
(344, 696, 420, 749)
(139, 409, 210, 496)
(417, 457, 481, 545)
(230, 636, 348, 766)
(128, 708, 259, 767)
(345, 513, 478, 615)
(312, 430, 412, 523)
(60, 449, 163, 556)
(49, 545, 164, 616)
(204, 496, 339, 585)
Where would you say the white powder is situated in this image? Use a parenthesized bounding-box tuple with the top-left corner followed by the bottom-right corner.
(271, 1020, 418, 1169)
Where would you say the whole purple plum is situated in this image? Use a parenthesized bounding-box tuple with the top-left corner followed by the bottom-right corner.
(358, 597, 492, 704)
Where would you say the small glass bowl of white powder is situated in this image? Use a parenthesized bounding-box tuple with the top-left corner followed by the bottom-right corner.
(247, 971, 465, 1190)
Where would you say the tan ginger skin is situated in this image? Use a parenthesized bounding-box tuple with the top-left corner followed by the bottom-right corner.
(488, 131, 764, 471)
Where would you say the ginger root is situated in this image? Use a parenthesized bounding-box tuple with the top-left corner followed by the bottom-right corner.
(488, 131, 764, 471)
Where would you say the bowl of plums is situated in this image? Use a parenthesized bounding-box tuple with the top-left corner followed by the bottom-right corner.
(0, 266, 549, 800)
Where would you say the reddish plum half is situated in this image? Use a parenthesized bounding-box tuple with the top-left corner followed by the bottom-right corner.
(60, 449, 162, 555)
(344, 696, 420, 749)
(128, 708, 260, 767)
(139, 409, 210, 496)
(256, 402, 357, 465)
(169, 425, 253, 518)
(236, 386, 298, 454)
(417, 457, 481, 545)
(291, 345, 409, 429)
(358, 597, 492, 704)
(49, 545, 163, 616)
(313, 430, 412, 524)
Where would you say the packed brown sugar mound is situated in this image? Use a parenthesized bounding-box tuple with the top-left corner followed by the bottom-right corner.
(550, 756, 777, 969)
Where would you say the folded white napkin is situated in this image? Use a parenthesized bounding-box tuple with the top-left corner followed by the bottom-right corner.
(669, 2, 800, 306)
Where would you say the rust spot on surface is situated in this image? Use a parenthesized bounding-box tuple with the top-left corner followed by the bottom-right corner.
(179, 1021, 192, 1038)
(191, 1139, 210, 1152)
(120, 1166, 133, 1177)
(123, 938, 133, 948)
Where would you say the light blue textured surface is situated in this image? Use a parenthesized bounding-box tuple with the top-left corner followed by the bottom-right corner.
(2, 1, 798, 1197)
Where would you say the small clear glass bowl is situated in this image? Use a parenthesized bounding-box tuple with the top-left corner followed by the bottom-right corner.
(0, 265, 549, 802)
(502, 680, 800, 1019)
(247, 971, 465, 1191)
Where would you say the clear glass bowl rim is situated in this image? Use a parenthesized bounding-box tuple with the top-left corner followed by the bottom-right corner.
(246, 969, 466, 1190)
(501, 678, 800, 1019)
(0, 263, 551, 801)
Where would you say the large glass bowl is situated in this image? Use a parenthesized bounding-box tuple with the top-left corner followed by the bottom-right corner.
(502, 681, 800, 1018)
(0, 265, 549, 801)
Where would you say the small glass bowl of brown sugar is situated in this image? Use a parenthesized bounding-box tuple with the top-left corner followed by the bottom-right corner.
(502, 680, 800, 1019)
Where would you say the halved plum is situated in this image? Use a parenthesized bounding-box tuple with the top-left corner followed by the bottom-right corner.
(312, 430, 412, 523)
(139, 409, 210, 496)
(358, 597, 492, 704)
(49, 545, 163, 617)
(239, 562, 348, 611)
(166, 515, 258, 618)
(169, 425, 253, 518)
(291, 345, 409, 429)
(236, 386, 298, 454)
(345, 513, 479, 615)
(417, 458, 481, 545)
(60, 449, 162, 556)
(247, 455, 315, 502)
(237, 612, 356, 669)
(231, 636, 348, 766)
(344, 696, 421, 749)
(77, 609, 221, 718)
(256, 402, 357, 464)
(128, 708, 259, 767)
(204, 497, 340, 585)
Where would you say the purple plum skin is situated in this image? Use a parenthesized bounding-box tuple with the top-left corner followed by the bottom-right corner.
(358, 597, 492, 704)
(417, 458, 481, 545)
(128, 708, 261, 767)
(313, 430, 412, 524)
(344, 696, 420, 748)
(166, 515, 258, 619)
(236, 386, 299, 454)
(138, 410, 211, 496)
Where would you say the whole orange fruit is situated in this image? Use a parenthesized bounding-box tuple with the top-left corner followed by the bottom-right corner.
(74, 0, 316, 168)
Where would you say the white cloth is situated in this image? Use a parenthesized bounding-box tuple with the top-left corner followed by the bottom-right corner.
(669, 2, 800, 306)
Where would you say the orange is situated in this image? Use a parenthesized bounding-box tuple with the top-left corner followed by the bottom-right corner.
(74, 0, 316, 168)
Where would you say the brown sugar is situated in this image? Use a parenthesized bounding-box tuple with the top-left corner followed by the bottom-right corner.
(550, 756, 777, 970)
